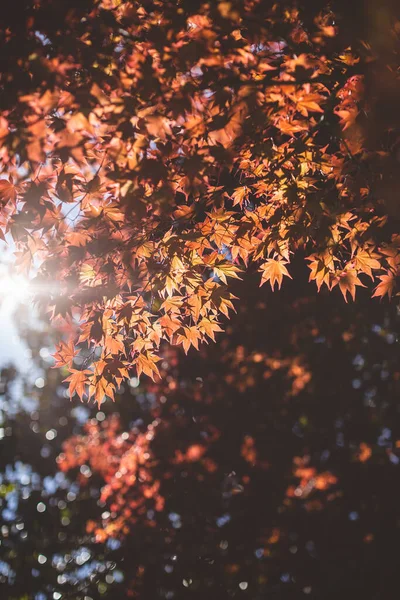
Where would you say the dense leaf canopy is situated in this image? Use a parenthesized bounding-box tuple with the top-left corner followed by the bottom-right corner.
(0, 0, 400, 403)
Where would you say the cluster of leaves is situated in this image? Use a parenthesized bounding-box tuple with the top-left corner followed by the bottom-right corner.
(0, 0, 400, 403)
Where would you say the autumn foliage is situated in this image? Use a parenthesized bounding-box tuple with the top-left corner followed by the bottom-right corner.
(0, 0, 400, 405)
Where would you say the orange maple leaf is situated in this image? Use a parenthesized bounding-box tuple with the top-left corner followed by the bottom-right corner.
(176, 326, 202, 354)
(53, 340, 78, 368)
(0, 178, 19, 204)
(198, 318, 223, 342)
(372, 273, 395, 300)
(87, 374, 116, 408)
(231, 186, 249, 207)
(307, 252, 334, 291)
(135, 352, 161, 380)
(64, 369, 91, 402)
(354, 249, 381, 279)
(259, 259, 292, 290)
(213, 262, 242, 284)
(334, 269, 365, 302)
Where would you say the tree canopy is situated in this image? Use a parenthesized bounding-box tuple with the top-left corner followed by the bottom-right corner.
(0, 0, 400, 403)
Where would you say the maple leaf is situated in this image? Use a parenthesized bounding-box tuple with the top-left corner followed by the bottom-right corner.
(176, 326, 202, 354)
(354, 249, 381, 279)
(53, 340, 78, 368)
(173, 205, 196, 220)
(164, 275, 179, 297)
(87, 365, 116, 408)
(294, 92, 325, 117)
(259, 259, 292, 290)
(102, 203, 125, 223)
(159, 313, 182, 338)
(80, 263, 99, 287)
(186, 294, 203, 322)
(209, 286, 237, 317)
(64, 369, 91, 402)
(333, 269, 365, 302)
(213, 262, 242, 284)
(276, 119, 308, 136)
(0, 178, 19, 204)
(104, 334, 125, 356)
(231, 186, 249, 207)
(161, 295, 184, 313)
(335, 107, 358, 131)
(65, 230, 92, 247)
(307, 252, 335, 291)
(135, 352, 161, 380)
(198, 318, 223, 342)
(372, 273, 395, 300)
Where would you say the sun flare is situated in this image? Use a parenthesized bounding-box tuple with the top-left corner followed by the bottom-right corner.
(0, 266, 32, 314)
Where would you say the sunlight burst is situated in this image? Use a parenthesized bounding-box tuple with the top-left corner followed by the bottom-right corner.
(0, 273, 31, 303)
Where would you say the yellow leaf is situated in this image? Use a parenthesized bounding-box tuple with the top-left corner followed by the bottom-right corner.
(213, 262, 242, 284)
